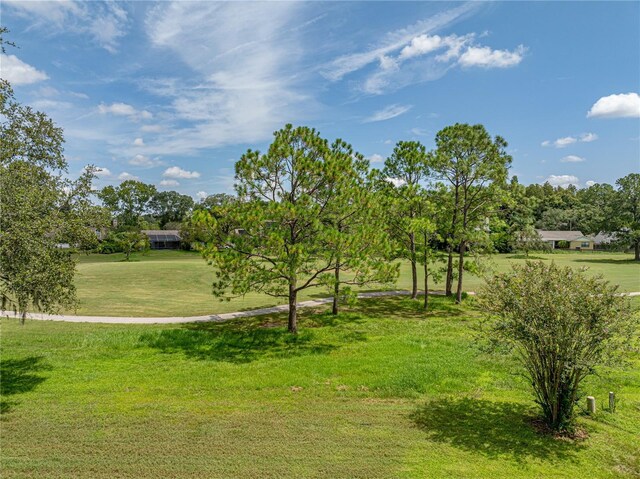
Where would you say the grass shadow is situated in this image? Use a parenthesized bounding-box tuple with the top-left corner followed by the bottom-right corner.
(0, 356, 50, 414)
(506, 254, 549, 260)
(411, 397, 583, 463)
(140, 310, 366, 363)
(573, 258, 638, 265)
(353, 295, 469, 320)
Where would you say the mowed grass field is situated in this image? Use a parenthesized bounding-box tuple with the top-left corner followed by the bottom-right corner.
(2, 296, 639, 478)
(69, 250, 640, 317)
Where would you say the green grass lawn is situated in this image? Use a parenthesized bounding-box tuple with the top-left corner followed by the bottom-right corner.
(2, 296, 639, 478)
(70, 250, 640, 317)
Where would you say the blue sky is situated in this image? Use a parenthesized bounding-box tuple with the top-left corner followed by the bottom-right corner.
(2, 1, 639, 199)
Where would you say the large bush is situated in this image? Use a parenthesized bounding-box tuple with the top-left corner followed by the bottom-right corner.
(479, 261, 637, 432)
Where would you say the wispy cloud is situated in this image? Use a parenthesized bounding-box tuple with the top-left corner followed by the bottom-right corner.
(561, 155, 585, 163)
(321, 3, 525, 95)
(4, 1, 129, 53)
(137, 1, 318, 156)
(320, 3, 478, 81)
(587, 92, 640, 119)
(98, 102, 152, 120)
(363, 104, 412, 123)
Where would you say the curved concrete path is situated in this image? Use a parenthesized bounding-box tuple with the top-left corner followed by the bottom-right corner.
(4, 290, 638, 325)
(1, 290, 466, 324)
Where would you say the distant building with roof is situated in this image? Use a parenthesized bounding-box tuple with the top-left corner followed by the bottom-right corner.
(535, 230, 594, 250)
(141, 230, 182, 250)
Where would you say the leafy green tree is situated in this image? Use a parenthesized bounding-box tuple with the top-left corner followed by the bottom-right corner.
(98, 180, 157, 229)
(480, 261, 637, 432)
(380, 141, 429, 299)
(201, 125, 374, 333)
(149, 190, 194, 227)
(114, 231, 150, 261)
(575, 183, 615, 235)
(430, 123, 510, 303)
(612, 173, 640, 261)
(0, 78, 103, 323)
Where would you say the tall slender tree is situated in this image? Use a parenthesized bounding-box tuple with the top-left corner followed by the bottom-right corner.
(430, 123, 511, 303)
(323, 140, 398, 315)
(380, 141, 429, 299)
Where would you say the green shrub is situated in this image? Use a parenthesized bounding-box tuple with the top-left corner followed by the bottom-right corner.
(479, 261, 638, 433)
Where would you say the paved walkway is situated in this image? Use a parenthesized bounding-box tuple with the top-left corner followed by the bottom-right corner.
(1, 290, 462, 324)
(3, 290, 638, 325)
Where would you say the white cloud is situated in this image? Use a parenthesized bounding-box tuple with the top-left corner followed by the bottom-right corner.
(367, 154, 384, 163)
(579, 132, 598, 142)
(196, 191, 208, 200)
(585, 180, 596, 187)
(410, 127, 429, 136)
(129, 154, 161, 168)
(364, 104, 412, 123)
(133, 138, 144, 146)
(163, 166, 201, 179)
(458, 45, 526, 68)
(399, 34, 445, 60)
(4, 1, 129, 53)
(118, 172, 138, 181)
(554, 137, 578, 148)
(587, 93, 640, 119)
(98, 102, 152, 120)
(160, 179, 179, 187)
(542, 133, 598, 148)
(544, 175, 580, 188)
(561, 155, 585, 163)
(0, 54, 49, 85)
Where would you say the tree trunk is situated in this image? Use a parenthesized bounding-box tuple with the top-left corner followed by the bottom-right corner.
(332, 264, 340, 315)
(455, 241, 466, 304)
(288, 282, 298, 334)
(21, 310, 26, 326)
(635, 242, 640, 261)
(410, 232, 418, 299)
(423, 238, 429, 310)
(445, 246, 453, 296)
